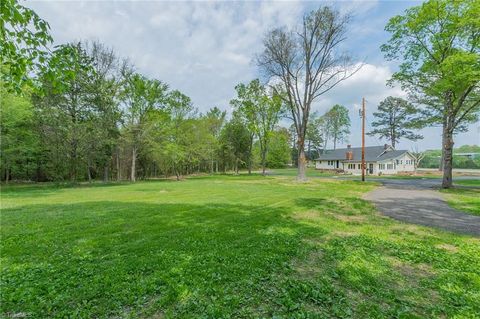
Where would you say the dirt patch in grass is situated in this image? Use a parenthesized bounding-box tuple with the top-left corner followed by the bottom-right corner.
(293, 249, 324, 277)
(435, 243, 459, 253)
(293, 210, 321, 221)
(335, 215, 367, 223)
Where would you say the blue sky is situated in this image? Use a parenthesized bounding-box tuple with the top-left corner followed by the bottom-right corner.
(29, 0, 479, 151)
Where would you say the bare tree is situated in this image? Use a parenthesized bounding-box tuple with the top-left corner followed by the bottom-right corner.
(257, 6, 360, 180)
(411, 145, 426, 172)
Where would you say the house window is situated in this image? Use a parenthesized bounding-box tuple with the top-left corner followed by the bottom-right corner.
(358, 164, 361, 169)
(387, 164, 393, 169)
(379, 163, 385, 170)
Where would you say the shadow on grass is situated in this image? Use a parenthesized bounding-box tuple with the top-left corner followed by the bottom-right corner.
(3, 199, 478, 318)
(1, 201, 322, 318)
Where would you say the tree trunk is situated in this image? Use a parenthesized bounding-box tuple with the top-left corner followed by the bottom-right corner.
(87, 160, 92, 183)
(5, 166, 9, 184)
(439, 133, 445, 171)
(247, 134, 253, 175)
(297, 137, 307, 181)
(439, 113, 448, 172)
(442, 125, 454, 189)
(71, 143, 77, 182)
(116, 148, 121, 181)
(261, 149, 267, 176)
(131, 146, 137, 182)
(104, 164, 109, 182)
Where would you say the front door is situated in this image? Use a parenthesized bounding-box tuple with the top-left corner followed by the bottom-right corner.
(336, 160, 339, 169)
(369, 163, 374, 174)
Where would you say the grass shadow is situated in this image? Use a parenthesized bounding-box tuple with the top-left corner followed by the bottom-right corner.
(1, 200, 321, 318)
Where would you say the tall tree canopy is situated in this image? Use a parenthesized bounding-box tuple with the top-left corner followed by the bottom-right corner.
(203, 107, 227, 173)
(257, 6, 359, 180)
(305, 114, 324, 158)
(382, 0, 480, 188)
(121, 72, 169, 182)
(323, 104, 350, 150)
(1, 0, 52, 92)
(367, 96, 422, 148)
(34, 43, 97, 181)
(230, 79, 282, 175)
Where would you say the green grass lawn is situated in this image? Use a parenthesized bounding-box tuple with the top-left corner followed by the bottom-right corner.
(267, 167, 336, 177)
(442, 187, 480, 216)
(454, 179, 480, 187)
(1, 175, 479, 318)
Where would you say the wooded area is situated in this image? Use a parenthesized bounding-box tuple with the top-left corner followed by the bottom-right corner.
(1, 0, 479, 187)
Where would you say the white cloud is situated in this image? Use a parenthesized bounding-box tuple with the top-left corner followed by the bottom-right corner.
(26, 1, 479, 150)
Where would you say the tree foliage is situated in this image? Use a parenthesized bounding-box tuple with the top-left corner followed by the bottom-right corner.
(368, 97, 422, 148)
(322, 104, 351, 150)
(230, 79, 282, 175)
(382, 0, 480, 187)
(1, 0, 52, 92)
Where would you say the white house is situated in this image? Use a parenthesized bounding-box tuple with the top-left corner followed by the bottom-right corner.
(315, 145, 417, 175)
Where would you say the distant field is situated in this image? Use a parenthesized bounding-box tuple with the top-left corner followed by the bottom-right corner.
(1, 175, 479, 318)
(267, 167, 336, 177)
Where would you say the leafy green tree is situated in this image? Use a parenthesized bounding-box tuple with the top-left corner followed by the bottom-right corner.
(305, 114, 324, 159)
(219, 116, 251, 174)
(382, 0, 480, 188)
(204, 107, 226, 173)
(231, 79, 282, 175)
(266, 127, 291, 168)
(161, 90, 196, 180)
(1, 0, 52, 92)
(85, 41, 122, 182)
(323, 104, 350, 150)
(34, 43, 97, 181)
(367, 97, 422, 148)
(121, 72, 168, 182)
(0, 86, 39, 182)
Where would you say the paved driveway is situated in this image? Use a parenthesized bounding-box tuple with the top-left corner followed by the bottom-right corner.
(364, 178, 480, 236)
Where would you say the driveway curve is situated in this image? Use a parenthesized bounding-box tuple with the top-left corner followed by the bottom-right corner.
(364, 179, 480, 236)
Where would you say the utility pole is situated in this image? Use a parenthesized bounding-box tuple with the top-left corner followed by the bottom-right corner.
(361, 97, 366, 182)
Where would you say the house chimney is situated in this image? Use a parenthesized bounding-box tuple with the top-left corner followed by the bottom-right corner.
(346, 148, 353, 160)
(347, 144, 351, 149)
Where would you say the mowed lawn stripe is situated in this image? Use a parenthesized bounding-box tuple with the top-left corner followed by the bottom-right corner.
(1, 175, 479, 318)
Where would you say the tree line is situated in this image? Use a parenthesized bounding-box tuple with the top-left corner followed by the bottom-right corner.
(1, 40, 296, 182)
(2, 0, 479, 188)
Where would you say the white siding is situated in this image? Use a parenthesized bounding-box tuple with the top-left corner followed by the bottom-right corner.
(315, 151, 416, 175)
(377, 160, 397, 175)
(315, 160, 340, 170)
(394, 153, 416, 172)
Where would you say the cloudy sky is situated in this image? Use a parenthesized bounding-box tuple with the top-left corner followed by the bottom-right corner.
(29, 0, 479, 151)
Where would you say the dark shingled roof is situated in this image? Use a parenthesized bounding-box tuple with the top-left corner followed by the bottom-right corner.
(315, 146, 409, 162)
